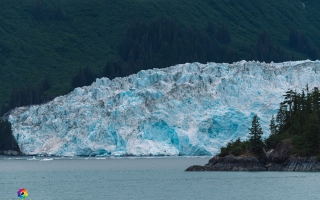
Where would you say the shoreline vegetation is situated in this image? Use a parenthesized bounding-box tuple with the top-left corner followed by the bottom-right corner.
(0, 120, 20, 155)
(187, 86, 320, 171)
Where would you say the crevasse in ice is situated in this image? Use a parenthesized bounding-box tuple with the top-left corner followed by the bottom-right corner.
(8, 60, 320, 156)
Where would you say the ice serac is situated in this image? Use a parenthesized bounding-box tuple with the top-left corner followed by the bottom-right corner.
(8, 60, 320, 156)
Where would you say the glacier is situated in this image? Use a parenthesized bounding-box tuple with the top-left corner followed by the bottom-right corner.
(7, 60, 320, 156)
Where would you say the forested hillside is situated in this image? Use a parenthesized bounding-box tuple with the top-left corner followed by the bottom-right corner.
(1, 0, 320, 114)
(218, 87, 320, 158)
(266, 87, 320, 156)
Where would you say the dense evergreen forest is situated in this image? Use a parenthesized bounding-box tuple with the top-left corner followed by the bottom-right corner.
(1, 78, 52, 115)
(266, 87, 320, 156)
(0, 120, 20, 153)
(1, 0, 320, 115)
(219, 87, 320, 158)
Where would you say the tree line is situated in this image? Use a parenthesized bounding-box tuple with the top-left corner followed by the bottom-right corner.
(289, 28, 319, 60)
(219, 114, 264, 157)
(220, 86, 320, 158)
(33, 0, 67, 21)
(266, 86, 320, 156)
(102, 19, 296, 80)
(0, 120, 20, 152)
(71, 18, 306, 86)
(71, 66, 98, 88)
(1, 77, 52, 116)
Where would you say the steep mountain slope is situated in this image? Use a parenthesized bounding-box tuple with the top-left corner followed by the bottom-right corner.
(8, 60, 320, 156)
(1, 0, 320, 109)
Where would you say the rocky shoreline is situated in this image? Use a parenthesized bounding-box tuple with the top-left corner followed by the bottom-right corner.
(186, 154, 320, 171)
(186, 139, 320, 172)
(0, 150, 21, 156)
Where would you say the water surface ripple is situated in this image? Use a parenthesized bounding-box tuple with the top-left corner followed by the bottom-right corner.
(0, 157, 319, 199)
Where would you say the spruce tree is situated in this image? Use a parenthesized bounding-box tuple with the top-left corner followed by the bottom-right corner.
(269, 115, 277, 135)
(276, 103, 287, 133)
(0, 120, 20, 152)
(249, 114, 264, 156)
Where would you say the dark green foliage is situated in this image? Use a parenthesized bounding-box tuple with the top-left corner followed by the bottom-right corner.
(71, 67, 97, 88)
(216, 25, 231, 45)
(101, 19, 241, 80)
(219, 87, 320, 157)
(101, 19, 296, 80)
(1, 78, 52, 115)
(269, 115, 277, 135)
(276, 103, 287, 133)
(248, 115, 265, 156)
(33, 0, 67, 21)
(266, 87, 320, 156)
(254, 32, 292, 63)
(116, 18, 239, 70)
(289, 28, 319, 60)
(218, 115, 265, 157)
(219, 138, 249, 157)
(0, 120, 20, 152)
(42, 77, 51, 91)
(102, 60, 125, 80)
(264, 132, 287, 150)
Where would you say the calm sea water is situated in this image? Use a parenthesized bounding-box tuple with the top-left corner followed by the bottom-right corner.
(0, 156, 320, 200)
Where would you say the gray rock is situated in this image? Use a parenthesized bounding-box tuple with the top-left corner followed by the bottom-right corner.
(285, 157, 320, 171)
(0, 150, 21, 156)
(186, 139, 320, 172)
(187, 155, 320, 172)
(186, 154, 266, 171)
(267, 138, 293, 163)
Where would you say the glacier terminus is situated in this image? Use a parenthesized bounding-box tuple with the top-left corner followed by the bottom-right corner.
(7, 60, 320, 156)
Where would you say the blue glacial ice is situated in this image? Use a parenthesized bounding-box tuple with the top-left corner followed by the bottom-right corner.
(8, 60, 320, 156)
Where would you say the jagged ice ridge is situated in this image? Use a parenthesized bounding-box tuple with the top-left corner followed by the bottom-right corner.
(8, 60, 320, 156)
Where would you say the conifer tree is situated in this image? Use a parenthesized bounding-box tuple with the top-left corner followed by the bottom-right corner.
(276, 103, 287, 133)
(269, 115, 277, 135)
(0, 120, 20, 152)
(249, 114, 264, 155)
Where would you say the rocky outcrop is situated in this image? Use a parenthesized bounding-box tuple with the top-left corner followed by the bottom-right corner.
(186, 154, 266, 171)
(186, 155, 320, 172)
(267, 156, 320, 171)
(186, 139, 320, 172)
(0, 150, 21, 156)
(267, 138, 293, 163)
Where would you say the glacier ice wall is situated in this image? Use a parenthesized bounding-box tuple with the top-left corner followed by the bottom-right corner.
(8, 60, 320, 156)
